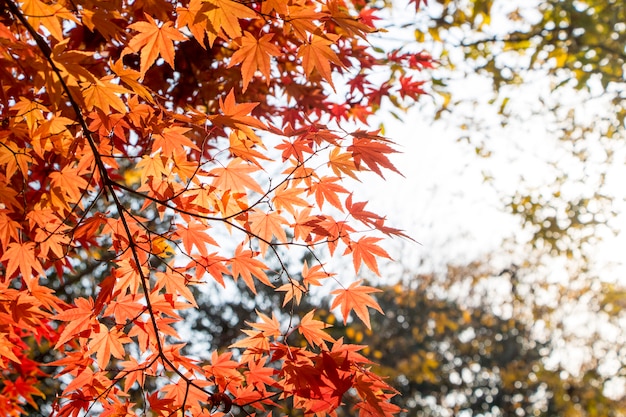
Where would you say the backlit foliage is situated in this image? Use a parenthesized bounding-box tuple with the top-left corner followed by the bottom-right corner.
(0, 0, 429, 415)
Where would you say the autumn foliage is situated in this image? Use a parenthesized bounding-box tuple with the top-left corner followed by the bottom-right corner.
(0, 0, 429, 415)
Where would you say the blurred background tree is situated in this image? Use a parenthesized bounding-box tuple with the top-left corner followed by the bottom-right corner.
(408, 0, 626, 260)
(322, 260, 626, 416)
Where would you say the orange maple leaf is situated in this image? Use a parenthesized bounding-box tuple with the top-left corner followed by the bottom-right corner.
(345, 236, 391, 275)
(110, 59, 155, 103)
(49, 164, 89, 203)
(328, 147, 359, 180)
(154, 271, 197, 307)
(210, 158, 264, 195)
(0, 242, 45, 289)
(88, 323, 131, 369)
(0, 211, 22, 250)
(175, 220, 218, 257)
(229, 244, 272, 293)
(229, 31, 280, 92)
(203, 0, 257, 46)
(136, 153, 167, 185)
(126, 14, 187, 74)
(152, 125, 199, 157)
(348, 134, 401, 178)
(54, 297, 97, 348)
(21, 0, 76, 40)
(247, 209, 288, 255)
(272, 182, 309, 216)
(310, 176, 348, 211)
(209, 89, 267, 136)
(298, 34, 344, 88)
(276, 279, 306, 306)
(245, 311, 282, 338)
(331, 280, 383, 329)
(298, 310, 335, 347)
(301, 260, 334, 288)
(176, 0, 210, 47)
(203, 351, 244, 390)
(82, 75, 130, 113)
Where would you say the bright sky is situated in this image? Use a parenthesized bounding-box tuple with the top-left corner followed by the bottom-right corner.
(345, 1, 626, 390)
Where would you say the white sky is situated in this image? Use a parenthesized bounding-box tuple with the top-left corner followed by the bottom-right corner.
(342, 1, 626, 389)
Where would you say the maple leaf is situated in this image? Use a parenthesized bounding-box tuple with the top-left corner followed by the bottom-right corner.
(103, 294, 144, 325)
(0, 178, 21, 212)
(331, 280, 383, 329)
(261, 0, 288, 15)
(187, 252, 229, 286)
(328, 147, 359, 180)
(154, 271, 197, 307)
(53, 297, 97, 346)
(298, 34, 344, 88)
(272, 182, 309, 215)
(152, 125, 199, 157)
(230, 329, 271, 362)
(348, 133, 402, 178)
(210, 158, 264, 194)
(176, 0, 209, 47)
(88, 323, 131, 370)
(345, 236, 391, 275)
(298, 310, 335, 347)
(110, 59, 155, 103)
(125, 14, 187, 74)
(284, 5, 327, 38)
(21, 0, 77, 40)
(175, 220, 218, 257)
(49, 164, 89, 203)
(11, 97, 46, 131)
(229, 31, 280, 92)
(209, 89, 267, 136)
(244, 358, 278, 389)
(276, 279, 306, 306)
(398, 75, 427, 100)
(346, 194, 384, 227)
(136, 153, 167, 185)
(203, 351, 244, 389)
(3, 376, 45, 408)
(327, 0, 376, 38)
(229, 244, 272, 293)
(81, 8, 125, 41)
(302, 260, 334, 288)
(0, 211, 21, 250)
(203, 0, 257, 46)
(0, 242, 45, 289)
(247, 209, 289, 255)
(0, 140, 32, 178)
(245, 311, 282, 338)
(310, 176, 349, 211)
(82, 75, 130, 114)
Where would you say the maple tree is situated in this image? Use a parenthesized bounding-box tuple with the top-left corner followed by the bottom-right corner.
(0, 0, 430, 415)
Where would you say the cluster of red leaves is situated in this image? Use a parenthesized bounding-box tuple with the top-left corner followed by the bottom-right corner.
(0, 0, 428, 415)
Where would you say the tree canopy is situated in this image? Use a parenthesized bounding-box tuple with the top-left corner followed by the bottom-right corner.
(413, 0, 626, 263)
(325, 262, 626, 417)
(0, 0, 430, 415)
